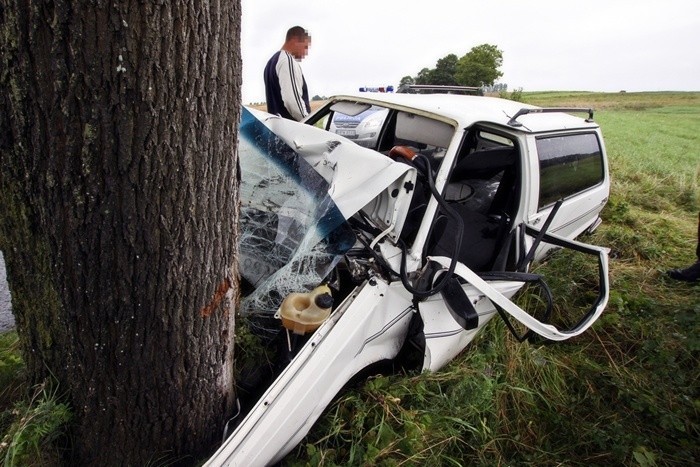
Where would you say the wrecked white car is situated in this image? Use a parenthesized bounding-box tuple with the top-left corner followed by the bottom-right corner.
(206, 89, 610, 466)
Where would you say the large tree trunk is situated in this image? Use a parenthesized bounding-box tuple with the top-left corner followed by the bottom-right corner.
(0, 1, 241, 464)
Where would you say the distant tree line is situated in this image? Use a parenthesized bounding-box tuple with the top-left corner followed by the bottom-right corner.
(399, 43, 504, 90)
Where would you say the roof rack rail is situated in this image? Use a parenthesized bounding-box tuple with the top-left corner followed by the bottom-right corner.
(508, 107, 594, 127)
(397, 84, 483, 95)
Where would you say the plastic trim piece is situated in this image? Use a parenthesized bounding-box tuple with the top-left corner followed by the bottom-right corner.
(508, 107, 594, 127)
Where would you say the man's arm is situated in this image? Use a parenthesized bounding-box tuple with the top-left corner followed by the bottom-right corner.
(275, 52, 308, 121)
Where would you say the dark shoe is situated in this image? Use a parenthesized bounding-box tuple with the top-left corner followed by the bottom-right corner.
(667, 261, 700, 282)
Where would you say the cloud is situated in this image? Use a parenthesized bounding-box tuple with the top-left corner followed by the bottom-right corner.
(241, 0, 700, 103)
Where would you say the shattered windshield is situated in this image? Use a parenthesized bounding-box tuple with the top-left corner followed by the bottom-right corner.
(238, 108, 356, 319)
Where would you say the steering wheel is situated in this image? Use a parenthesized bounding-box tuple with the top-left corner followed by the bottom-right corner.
(389, 145, 417, 161)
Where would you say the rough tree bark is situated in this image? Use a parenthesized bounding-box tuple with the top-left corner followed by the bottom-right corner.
(0, 1, 241, 464)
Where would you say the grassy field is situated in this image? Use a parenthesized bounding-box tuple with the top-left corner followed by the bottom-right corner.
(284, 91, 700, 466)
(1, 91, 698, 465)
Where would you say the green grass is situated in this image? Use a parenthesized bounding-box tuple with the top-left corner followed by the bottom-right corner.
(0, 379, 71, 466)
(286, 91, 700, 466)
(2, 332, 71, 466)
(0, 332, 24, 408)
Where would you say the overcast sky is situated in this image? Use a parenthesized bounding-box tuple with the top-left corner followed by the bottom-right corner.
(240, 0, 700, 104)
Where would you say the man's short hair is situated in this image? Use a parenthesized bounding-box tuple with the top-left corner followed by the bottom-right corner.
(286, 26, 309, 41)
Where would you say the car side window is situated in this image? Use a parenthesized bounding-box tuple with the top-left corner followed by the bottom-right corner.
(536, 133, 604, 210)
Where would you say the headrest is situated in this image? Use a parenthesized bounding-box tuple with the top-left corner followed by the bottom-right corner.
(452, 147, 516, 179)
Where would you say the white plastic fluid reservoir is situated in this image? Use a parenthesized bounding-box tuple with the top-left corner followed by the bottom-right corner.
(276, 284, 334, 335)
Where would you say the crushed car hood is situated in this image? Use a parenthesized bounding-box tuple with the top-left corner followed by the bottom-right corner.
(246, 108, 415, 219)
(238, 108, 416, 317)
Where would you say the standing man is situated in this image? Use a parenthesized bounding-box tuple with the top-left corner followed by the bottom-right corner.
(264, 26, 312, 121)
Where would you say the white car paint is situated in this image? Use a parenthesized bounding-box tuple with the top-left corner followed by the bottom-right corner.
(206, 92, 611, 465)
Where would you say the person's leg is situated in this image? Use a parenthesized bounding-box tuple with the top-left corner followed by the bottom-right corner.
(667, 212, 700, 282)
(696, 211, 700, 261)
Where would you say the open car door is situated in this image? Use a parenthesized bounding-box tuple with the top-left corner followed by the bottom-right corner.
(429, 220, 609, 342)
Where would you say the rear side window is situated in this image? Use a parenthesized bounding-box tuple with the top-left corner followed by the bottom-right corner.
(536, 133, 604, 209)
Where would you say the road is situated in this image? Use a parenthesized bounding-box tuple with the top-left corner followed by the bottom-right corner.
(0, 250, 15, 332)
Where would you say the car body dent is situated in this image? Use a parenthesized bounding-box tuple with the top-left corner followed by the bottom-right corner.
(206, 274, 531, 466)
(248, 108, 416, 233)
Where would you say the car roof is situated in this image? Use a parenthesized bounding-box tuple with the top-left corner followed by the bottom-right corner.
(322, 92, 600, 133)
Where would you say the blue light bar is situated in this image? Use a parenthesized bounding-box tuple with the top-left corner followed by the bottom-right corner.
(359, 85, 395, 93)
